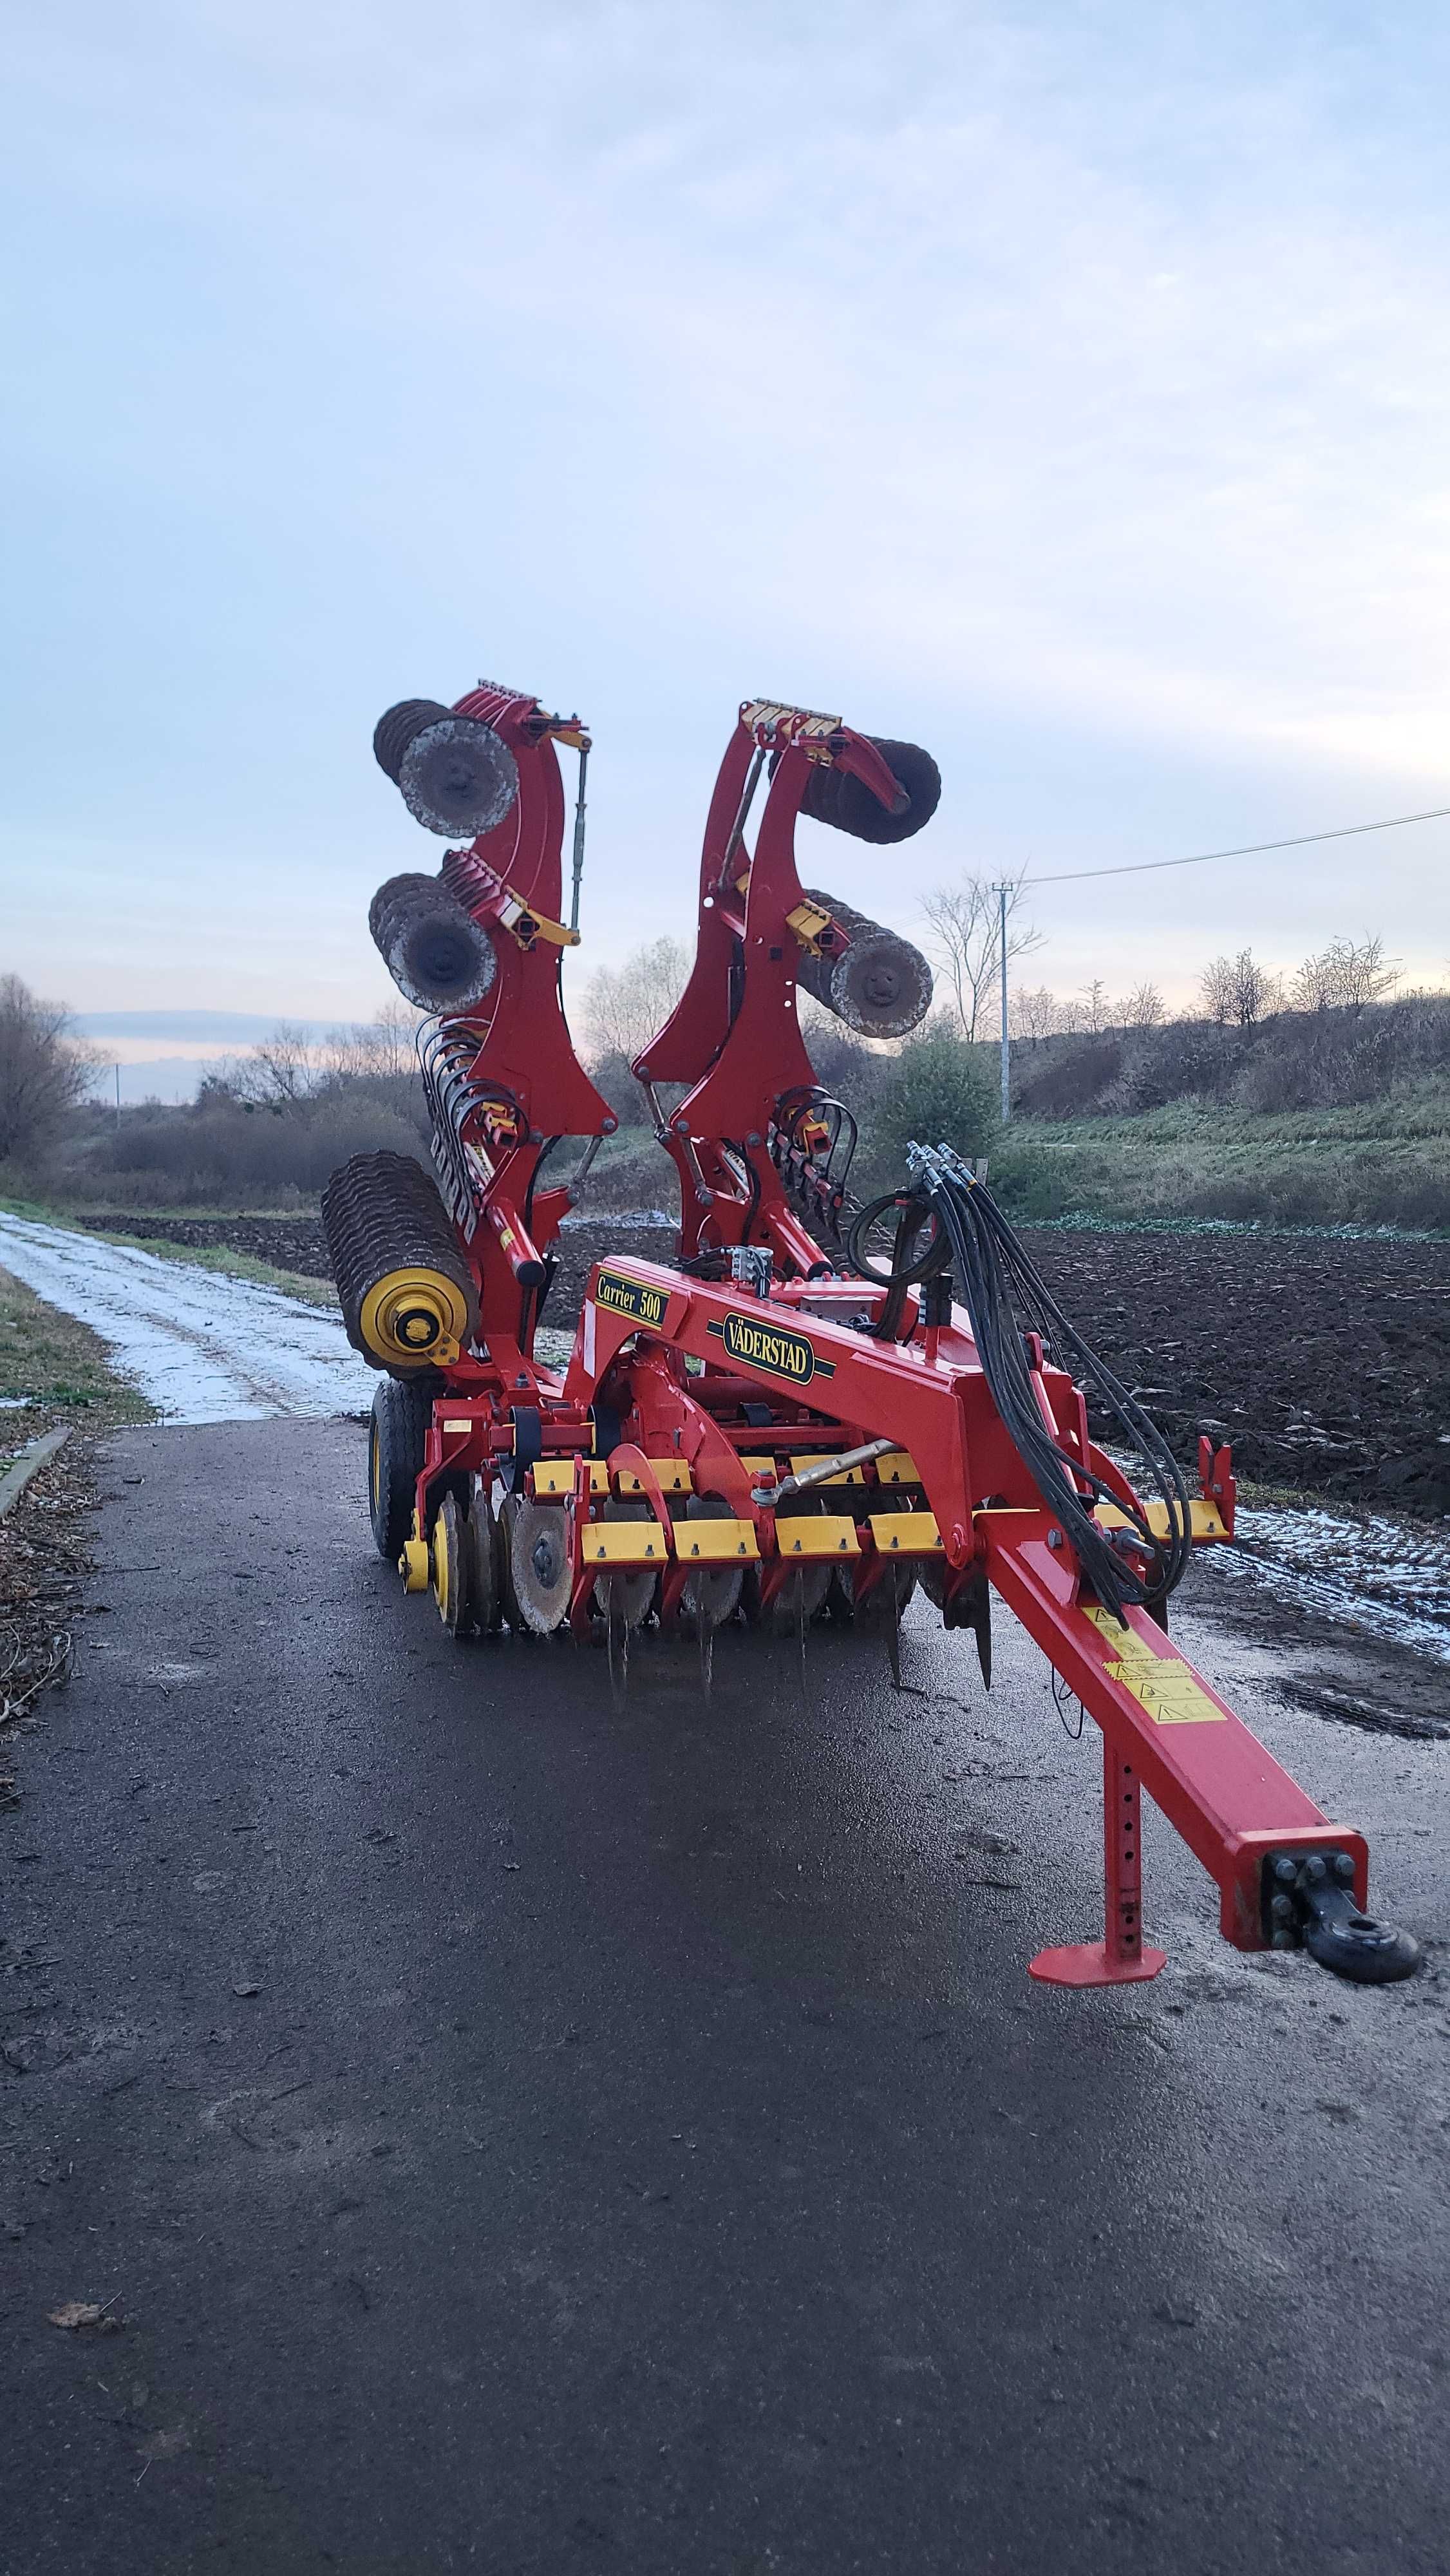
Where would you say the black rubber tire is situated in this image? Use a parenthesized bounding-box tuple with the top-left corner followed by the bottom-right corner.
(368, 1376, 435, 1561)
(799, 737, 941, 845)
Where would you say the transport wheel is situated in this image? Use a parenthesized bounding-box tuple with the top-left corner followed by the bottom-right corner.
(592, 1498, 657, 1629)
(462, 1480, 501, 1635)
(505, 1495, 572, 1636)
(368, 1376, 434, 1561)
(432, 1492, 471, 1637)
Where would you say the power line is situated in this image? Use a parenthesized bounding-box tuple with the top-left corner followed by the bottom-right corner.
(1022, 803, 1450, 889)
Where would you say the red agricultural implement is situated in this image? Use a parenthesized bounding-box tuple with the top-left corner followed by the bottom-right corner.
(322, 683, 1418, 1991)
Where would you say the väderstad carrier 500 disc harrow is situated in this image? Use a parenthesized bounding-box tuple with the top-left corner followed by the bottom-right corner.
(320, 677, 1420, 1994)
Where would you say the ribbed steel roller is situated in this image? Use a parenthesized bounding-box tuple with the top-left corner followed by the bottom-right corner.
(321, 1150, 478, 1374)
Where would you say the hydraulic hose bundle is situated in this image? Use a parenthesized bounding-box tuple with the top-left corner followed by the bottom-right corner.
(850, 1142, 1193, 1622)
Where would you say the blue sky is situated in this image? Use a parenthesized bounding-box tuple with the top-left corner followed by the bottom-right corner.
(5, 1, 1449, 1065)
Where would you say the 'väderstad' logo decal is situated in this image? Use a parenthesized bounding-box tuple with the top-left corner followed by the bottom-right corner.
(709, 1310, 834, 1385)
(593, 1267, 669, 1327)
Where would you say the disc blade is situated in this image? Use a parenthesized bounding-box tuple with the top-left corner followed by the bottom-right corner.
(508, 1497, 571, 1634)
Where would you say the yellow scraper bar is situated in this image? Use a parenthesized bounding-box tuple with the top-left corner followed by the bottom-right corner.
(614, 1458, 693, 1495)
(874, 1452, 922, 1486)
(1096, 1499, 1230, 1542)
(867, 1511, 943, 1555)
(774, 1514, 860, 1558)
(581, 1522, 668, 1566)
(677, 1520, 760, 1564)
(533, 1460, 608, 1497)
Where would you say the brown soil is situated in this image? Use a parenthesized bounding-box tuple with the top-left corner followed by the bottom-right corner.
(77, 1211, 334, 1274)
(552, 1220, 1450, 1515)
(81, 1210, 1449, 1515)
(1019, 1226, 1450, 1517)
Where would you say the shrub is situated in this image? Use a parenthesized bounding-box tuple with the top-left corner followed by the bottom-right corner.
(862, 1027, 998, 1182)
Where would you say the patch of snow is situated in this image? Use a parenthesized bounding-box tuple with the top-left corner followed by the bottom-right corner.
(0, 1213, 376, 1426)
(1214, 1502, 1450, 1668)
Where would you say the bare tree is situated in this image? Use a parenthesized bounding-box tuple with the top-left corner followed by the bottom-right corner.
(1009, 985, 1066, 1044)
(1292, 935, 1400, 1013)
(1119, 980, 1166, 1030)
(582, 937, 690, 1063)
(1200, 954, 1236, 1025)
(320, 1005, 419, 1084)
(1200, 949, 1282, 1027)
(226, 1023, 323, 1110)
(921, 873, 1042, 1043)
(0, 976, 101, 1164)
(1078, 978, 1112, 1034)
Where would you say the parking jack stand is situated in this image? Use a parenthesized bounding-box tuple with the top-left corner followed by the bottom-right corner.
(1030, 1738, 1168, 1987)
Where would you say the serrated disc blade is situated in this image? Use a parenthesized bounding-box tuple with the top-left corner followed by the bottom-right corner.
(508, 1498, 571, 1635)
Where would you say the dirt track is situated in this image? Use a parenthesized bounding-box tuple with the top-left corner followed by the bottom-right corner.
(82, 1209, 1450, 1513)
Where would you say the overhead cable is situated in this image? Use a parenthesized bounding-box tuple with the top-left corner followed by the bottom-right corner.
(1022, 803, 1450, 889)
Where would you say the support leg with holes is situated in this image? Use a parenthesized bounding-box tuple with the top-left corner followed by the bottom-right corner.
(1029, 1738, 1167, 1987)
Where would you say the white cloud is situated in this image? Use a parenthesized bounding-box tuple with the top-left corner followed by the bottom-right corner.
(5, 1, 1449, 1014)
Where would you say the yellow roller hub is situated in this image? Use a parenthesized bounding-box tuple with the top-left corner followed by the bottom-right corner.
(359, 1265, 471, 1368)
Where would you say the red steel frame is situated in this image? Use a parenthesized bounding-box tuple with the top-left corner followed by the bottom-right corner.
(401, 691, 1376, 1989)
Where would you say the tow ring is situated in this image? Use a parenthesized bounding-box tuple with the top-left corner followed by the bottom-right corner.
(1266, 1852, 1420, 1984)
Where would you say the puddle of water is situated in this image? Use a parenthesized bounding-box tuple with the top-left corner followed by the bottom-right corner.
(1212, 1503, 1450, 1669)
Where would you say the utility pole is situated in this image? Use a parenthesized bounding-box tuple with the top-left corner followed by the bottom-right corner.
(993, 880, 1012, 1122)
(115, 1063, 122, 1121)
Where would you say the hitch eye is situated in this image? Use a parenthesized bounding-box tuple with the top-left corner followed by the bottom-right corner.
(1265, 1850, 1419, 1985)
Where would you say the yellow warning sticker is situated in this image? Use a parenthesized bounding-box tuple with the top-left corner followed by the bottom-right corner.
(1082, 1606, 1227, 1724)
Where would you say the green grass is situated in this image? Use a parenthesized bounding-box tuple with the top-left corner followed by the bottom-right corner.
(0, 1197, 339, 1306)
(99, 1235, 339, 1305)
(993, 1081, 1450, 1234)
(0, 1266, 156, 1443)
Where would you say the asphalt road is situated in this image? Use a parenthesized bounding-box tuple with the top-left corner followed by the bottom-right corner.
(4, 1418, 1448, 2575)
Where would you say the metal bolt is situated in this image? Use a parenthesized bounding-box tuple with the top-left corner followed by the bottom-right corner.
(1274, 1856, 1299, 1885)
(1304, 1855, 1327, 1885)
(746, 1131, 761, 1148)
(1334, 1852, 1357, 1882)
(1046, 1529, 1064, 1551)
(602, 1115, 617, 1133)
(673, 1118, 689, 1134)
(1271, 1893, 1294, 1924)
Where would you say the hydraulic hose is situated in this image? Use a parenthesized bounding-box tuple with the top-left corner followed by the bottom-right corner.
(862, 1142, 1193, 1622)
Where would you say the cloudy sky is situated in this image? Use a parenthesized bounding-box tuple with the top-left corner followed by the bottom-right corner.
(6, 1, 1449, 1079)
